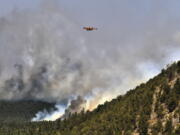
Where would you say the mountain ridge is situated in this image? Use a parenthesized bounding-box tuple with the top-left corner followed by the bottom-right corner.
(0, 100, 56, 123)
(0, 61, 180, 135)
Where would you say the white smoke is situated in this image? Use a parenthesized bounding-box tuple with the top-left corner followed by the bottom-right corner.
(32, 96, 86, 121)
(32, 104, 66, 121)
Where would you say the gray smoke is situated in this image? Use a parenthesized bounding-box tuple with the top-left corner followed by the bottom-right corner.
(0, 0, 180, 112)
(63, 96, 86, 119)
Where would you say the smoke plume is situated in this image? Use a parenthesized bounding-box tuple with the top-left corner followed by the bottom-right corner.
(62, 96, 86, 119)
(32, 104, 66, 121)
(32, 96, 86, 121)
(0, 0, 180, 120)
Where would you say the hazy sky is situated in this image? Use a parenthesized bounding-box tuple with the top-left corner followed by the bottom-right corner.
(1, 0, 180, 38)
(1, 0, 180, 25)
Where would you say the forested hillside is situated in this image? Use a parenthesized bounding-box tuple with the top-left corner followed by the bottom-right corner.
(0, 100, 55, 123)
(0, 61, 180, 135)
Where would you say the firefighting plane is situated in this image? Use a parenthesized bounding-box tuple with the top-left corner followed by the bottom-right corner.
(83, 27, 98, 31)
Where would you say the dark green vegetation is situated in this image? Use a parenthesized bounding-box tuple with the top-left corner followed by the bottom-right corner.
(0, 61, 180, 135)
(0, 100, 55, 123)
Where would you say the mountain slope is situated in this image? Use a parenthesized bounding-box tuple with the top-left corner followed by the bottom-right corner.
(0, 100, 55, 123)
(0, 61, 180, 135)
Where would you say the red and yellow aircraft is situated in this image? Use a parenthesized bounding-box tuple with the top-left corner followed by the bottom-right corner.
(83, 27, 98, 31)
